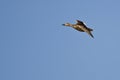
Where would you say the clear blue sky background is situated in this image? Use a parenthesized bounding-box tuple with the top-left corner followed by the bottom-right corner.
(1, 0, 120, 80)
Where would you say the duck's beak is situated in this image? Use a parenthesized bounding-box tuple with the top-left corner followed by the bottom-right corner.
(62, 24, 65, 26)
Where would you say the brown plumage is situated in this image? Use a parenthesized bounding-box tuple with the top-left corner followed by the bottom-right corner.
(62, 20, 94, 38)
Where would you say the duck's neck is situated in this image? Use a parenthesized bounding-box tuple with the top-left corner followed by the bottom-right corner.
(69, 24, 75, 27)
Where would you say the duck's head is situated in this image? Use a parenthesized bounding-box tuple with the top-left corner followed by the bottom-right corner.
(62, 23, 72, 27)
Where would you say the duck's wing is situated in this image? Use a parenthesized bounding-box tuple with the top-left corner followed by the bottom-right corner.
(76, 20, 85, 25)
(77, 20, 93, 31)
(76, 20, 88, 28)
(87, 28, 93, 31)
(86, 30, 94, 38)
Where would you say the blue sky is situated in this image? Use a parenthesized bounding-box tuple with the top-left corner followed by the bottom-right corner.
(1, 0, 120, 80)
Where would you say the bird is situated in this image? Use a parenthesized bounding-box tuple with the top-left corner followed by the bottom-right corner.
(62, 20, 94, 38)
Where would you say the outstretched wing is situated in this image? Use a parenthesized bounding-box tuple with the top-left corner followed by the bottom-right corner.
(86, 31, 94, 38)
(76, 20, 85, 25)
(76, 20, 88, 28)
(77, 20, 93, 31)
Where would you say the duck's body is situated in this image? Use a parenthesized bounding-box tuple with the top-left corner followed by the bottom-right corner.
(63, 20, 94, 38)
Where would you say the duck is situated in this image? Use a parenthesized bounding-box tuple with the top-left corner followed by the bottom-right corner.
(62, 20, 94, 38)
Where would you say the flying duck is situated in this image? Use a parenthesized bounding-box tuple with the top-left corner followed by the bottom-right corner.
(62, 20, 94, 38)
